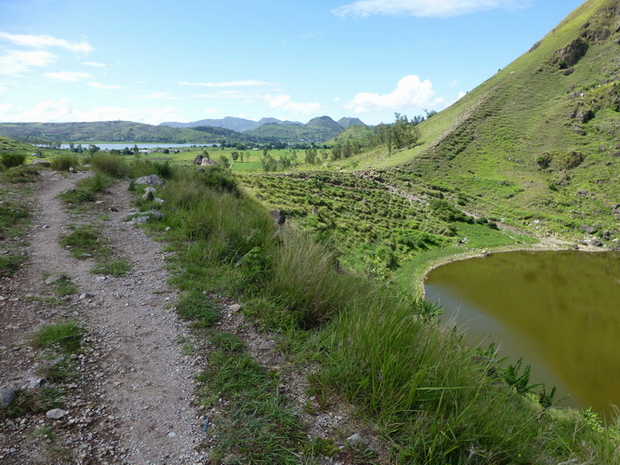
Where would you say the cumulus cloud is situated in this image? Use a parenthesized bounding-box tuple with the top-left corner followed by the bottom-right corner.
(0, 98, 186, 125)
(269, 95, 321, 114)
(83, 61, 106, 67)
(333, 0, 526, 18)
(179, 80, 273, 87)
(45, 71, 93, 81)
(0, 32, 94, 53)
(0, 49, 57, 76)
(0, 32, 94, 77)
(344, 75, 443, 114)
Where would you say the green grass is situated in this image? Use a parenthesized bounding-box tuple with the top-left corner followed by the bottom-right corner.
(32, 320, 84, 354)
(59, 224, 110, 259)
(91, 258, 131, 277)
(138, 165, 620, 463)
(89, 152, 129, 177)
(54, 276, 77, 296)
(0, 386, 66, 420)
(0, 165, 40, 183)
(50, 153, 79, 171)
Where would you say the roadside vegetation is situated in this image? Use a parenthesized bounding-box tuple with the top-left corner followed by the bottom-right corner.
(125, 161, 618, 463)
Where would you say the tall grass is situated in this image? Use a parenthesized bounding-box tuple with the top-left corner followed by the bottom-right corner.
(50, 153, 79, 171)
(147, 166, 620, 463)
(89, 152, 128, 178)
(1, 153, 26, 169)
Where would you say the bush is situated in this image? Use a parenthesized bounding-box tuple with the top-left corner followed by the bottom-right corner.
(1, 153, 26, 169)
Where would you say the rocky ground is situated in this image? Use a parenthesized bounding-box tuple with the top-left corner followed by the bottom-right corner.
(0, 170, 214, 464)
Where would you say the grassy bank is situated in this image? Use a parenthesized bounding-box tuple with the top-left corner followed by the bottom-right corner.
(128, 162, 619, 463)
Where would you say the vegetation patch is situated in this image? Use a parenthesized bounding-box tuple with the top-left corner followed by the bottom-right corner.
(90, 258, 131, 277)
(33, 320, 84, 354)
(59, 225, 110, 259)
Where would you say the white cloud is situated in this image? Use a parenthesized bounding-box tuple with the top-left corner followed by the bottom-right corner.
(83, 61, 106, 67)
(333, 0, 525, 18)
(179, 80, 273, 87)
(45, 71, 93, 81)
(0, 98, 187, 125)
(88, 82, 123, 89)
(0, 32, 93, 53)
(457, 91, 467, 99)
(344, 75, 443, 114)
(269, 95, 321, 114)
(0, 49, 57, 76)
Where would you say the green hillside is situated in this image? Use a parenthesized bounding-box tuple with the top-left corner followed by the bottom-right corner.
(426, 0, 619, 227)
(339, 0, 620, 242)
(236, 0, 620, 292)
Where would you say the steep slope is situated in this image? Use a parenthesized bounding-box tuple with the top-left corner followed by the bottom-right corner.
(359, 0, 620, 241)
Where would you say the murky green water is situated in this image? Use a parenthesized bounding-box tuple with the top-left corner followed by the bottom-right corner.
(424, 250, 620, 417)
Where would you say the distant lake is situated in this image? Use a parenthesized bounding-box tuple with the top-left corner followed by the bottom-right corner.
(60, 143, 218, 151)
(424, 250, 620, 418)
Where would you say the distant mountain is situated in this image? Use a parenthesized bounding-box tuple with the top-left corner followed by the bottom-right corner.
(0, 121, 239, 144)
(160, 116, 262, 132)
(338, 117, 366, 128)
(0, 115, 367, 145)
(306, 116, 343, 132)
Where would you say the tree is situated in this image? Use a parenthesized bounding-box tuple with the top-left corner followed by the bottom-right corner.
(331, 143, 342, 161)
(220, 155, 230, 167)
(342, 140, 353, 159)
(231, 151, 239, 162)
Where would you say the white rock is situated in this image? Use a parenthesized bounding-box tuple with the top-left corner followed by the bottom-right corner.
(46, 408, 68, 420)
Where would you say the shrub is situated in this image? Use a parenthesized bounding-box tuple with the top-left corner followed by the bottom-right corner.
(1, 153, 26, 169)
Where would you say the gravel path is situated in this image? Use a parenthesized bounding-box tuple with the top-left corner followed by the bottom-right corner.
(1, 170, 207, 464)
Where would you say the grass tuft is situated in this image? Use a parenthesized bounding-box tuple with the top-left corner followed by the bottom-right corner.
(33, 320, 84, 354)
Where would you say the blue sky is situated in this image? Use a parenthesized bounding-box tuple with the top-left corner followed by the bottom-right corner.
(0, 0, 584, 126)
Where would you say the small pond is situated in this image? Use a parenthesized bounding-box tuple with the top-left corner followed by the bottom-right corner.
(424, 250, 620, 418)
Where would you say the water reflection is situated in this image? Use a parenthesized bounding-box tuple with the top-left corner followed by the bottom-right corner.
(424, 250, 620, 417)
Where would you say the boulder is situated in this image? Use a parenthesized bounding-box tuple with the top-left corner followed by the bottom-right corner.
(201, 158, 217, 166)
(0, 388, 16, 408)
(270, 209, 285, 225)
(193, 154, 204, 165)
(135, 175, 165, 187)
(578, 225, 598, 235)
